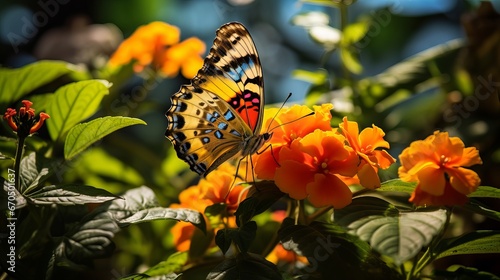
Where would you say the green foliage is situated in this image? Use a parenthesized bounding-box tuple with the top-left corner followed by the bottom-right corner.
(1, 2, 499, 279)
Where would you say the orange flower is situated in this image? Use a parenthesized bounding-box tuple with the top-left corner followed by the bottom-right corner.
(339, 117, 395, 189)
(274, 129, 359, 208)
(169, 162, 247, 251)
(266, 243, 308, 265)
(108, 21, 205, 78)
(398, 131, 482, 206)
(3, 100, 50, 138)
(254, 104, 334, 180)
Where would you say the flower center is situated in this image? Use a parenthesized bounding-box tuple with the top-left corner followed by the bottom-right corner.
(360, 144, 372, 154)
(439, 155, 450, 167)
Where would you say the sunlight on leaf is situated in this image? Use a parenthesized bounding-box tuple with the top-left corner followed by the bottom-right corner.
(27, 184, 118, 205)
(434, 231, 500, 259)
(342, 20, 369, 44)
(131, 252, 187, 279)
(46, 80, 111, 143)
(469, 186, 500, 198)
(106, 186, 205, 232)
(334, 196, 448, 265)
(378, 179, 416, 193)
(64, 116, 146, 160)
(340, 47, 363, 74)
(0, 61, 77, 105)
(309, 25, 342, 50)
(291, 11, 330, 27)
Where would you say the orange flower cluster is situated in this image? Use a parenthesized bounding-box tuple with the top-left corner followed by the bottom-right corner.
(169, 163, 247, 251)
(109, 21, 205, 78)
(399, 131, 482, 206)
(254, 105, 395, 209)
(3, 100, 50, 138)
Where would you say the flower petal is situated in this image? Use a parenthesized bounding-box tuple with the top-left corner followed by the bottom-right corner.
(415, 163, 445, 196)
(410, 181, 468, 206)
(275, 160, 312, 200)
(307, 173, 352, 208)
(359, 125, 390, 150)
(373, 150, 396, 169)
(447, 167, 481, 195)
(357, 161, 380, 189)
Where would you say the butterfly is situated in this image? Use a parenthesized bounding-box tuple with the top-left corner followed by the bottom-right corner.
(165, 22, 272, 177)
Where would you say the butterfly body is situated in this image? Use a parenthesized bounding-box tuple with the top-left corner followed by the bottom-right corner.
(165, 22, 270, 177)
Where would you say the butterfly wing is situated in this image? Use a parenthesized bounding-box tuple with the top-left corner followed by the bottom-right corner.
(192, 22, 264, 134)
(165, 22, 265, 177)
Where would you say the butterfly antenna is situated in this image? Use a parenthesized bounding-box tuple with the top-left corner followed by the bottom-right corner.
(265, 92, 293, 133)
(268, 111, 315, 132)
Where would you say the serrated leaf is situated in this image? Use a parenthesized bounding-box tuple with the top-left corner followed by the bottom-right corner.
(206, 252, 282, 280)
(434, 230, 500, 259)
(278, 218, 397, 279)
(61, 211, 120, 260)
(378, 179, 416, 193)
(0, 61, 77, 105)
(118, 207, 205, 231)
(334, 196, 448, 265)
(26, 184, 118, 205)
(46, 80, 111, 142)
(102, 186, 205, 232)
(64, 116, 146, 160)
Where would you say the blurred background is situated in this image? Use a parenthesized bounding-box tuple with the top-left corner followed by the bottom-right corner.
(1, 0, 499, 278)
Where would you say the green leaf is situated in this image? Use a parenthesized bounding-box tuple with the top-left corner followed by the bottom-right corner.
(334, 196, 448, 265)
(0, 61, 76, 105)
(19, 152, 49, 195)
(60, 211, 120, 260)
(342, 20, 369, 45)
(461, 201, 500, 222)
(104, 186, 206, 232)
(434, 265, 500, 280)
(469, 186, 500, 198)
(119, 207, 205, 231)
(64, 116, 146, 160)
(278, 218, 398, 279)
(138, 251, 187, 278)
(434, 230, 500, 259)
(206, 252, 282, 280)
(189, 228, 215, 260)
(46, 80, 111, 142)
(340, 47, 363, 74)
(215, 222, 257, 254)
(26, 184, 118, 205)
(236, 181, 284, 226)
(378, 179, 416, 193)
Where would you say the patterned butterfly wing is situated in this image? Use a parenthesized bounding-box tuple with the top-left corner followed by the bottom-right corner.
(165, 22, 267, 177)
(193, 22, 264, 133)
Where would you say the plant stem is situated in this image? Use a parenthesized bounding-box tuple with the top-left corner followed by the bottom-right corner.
(13, 136, 25, 191)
